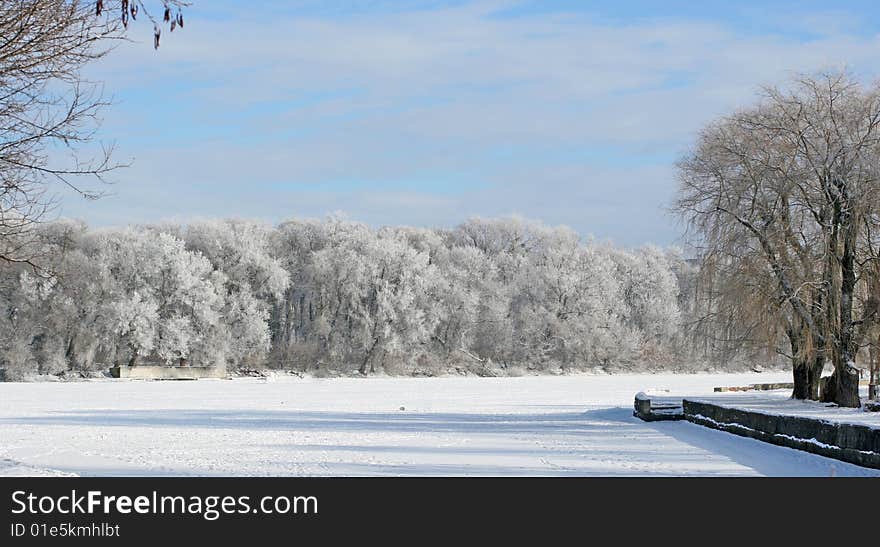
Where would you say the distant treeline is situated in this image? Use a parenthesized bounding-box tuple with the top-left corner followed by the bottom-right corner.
(0, 216, 777, 380)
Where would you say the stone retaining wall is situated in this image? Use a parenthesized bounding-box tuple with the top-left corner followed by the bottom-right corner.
(682, 399, 880, 470)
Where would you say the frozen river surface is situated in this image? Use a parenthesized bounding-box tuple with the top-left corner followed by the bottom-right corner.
(1, 373, 877, 476)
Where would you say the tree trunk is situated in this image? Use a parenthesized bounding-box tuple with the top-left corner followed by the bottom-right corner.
(822, 357, 861, 407)
(792, 355, 823, 401)
(831, 210, 861, 407)
(809, 353, 824, 400)
(792, 358, 811, 400)
(789, 327, 808, 399)
(359, 337, 381, 375)
(871, 342, 879, 401)
(65, 336, 77, 371)
(791, 354, 824, 399)
(817, 185, 861, 408)
(788, 323, 824, 400)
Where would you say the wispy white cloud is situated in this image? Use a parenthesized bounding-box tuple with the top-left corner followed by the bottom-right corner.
(59, 1, 880, 246)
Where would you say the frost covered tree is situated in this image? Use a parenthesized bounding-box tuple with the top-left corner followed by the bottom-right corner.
(0, 225, 238, 379)
(2, 215, 696, 380)
(0, 220, 101, 378)
(166, 220, 290, 368)
(509, 226, 622, 369)
(87, 228, 227, 367)
(270, 218, 440, 374)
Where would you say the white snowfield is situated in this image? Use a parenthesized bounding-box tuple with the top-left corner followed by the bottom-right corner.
(1, 372, 878, 477)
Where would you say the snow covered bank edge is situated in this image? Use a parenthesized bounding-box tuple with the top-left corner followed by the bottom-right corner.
(682, 400, 880, 470)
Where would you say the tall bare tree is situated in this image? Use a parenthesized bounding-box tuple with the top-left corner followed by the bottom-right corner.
(676, 71, 880, 408)
(0, 1, 187, 269)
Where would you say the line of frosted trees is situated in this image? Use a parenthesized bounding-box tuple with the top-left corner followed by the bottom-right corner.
(0, 215, 730, 380)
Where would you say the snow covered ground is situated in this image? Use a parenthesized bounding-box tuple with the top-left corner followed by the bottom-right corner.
(1, 372, 878, 477)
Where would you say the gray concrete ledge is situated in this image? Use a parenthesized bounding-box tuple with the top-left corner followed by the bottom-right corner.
(633, 392, 684, 422)
(682, 399, 880, 470)
(109, 365, 228, 380)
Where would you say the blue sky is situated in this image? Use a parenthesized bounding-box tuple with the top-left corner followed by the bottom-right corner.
(59, 0, 880, 247)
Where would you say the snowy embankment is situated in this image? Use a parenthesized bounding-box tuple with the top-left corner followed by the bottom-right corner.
(1, 373, 878, 477)
(681, 389, 880, 469)
(685, 391, 880, 429)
